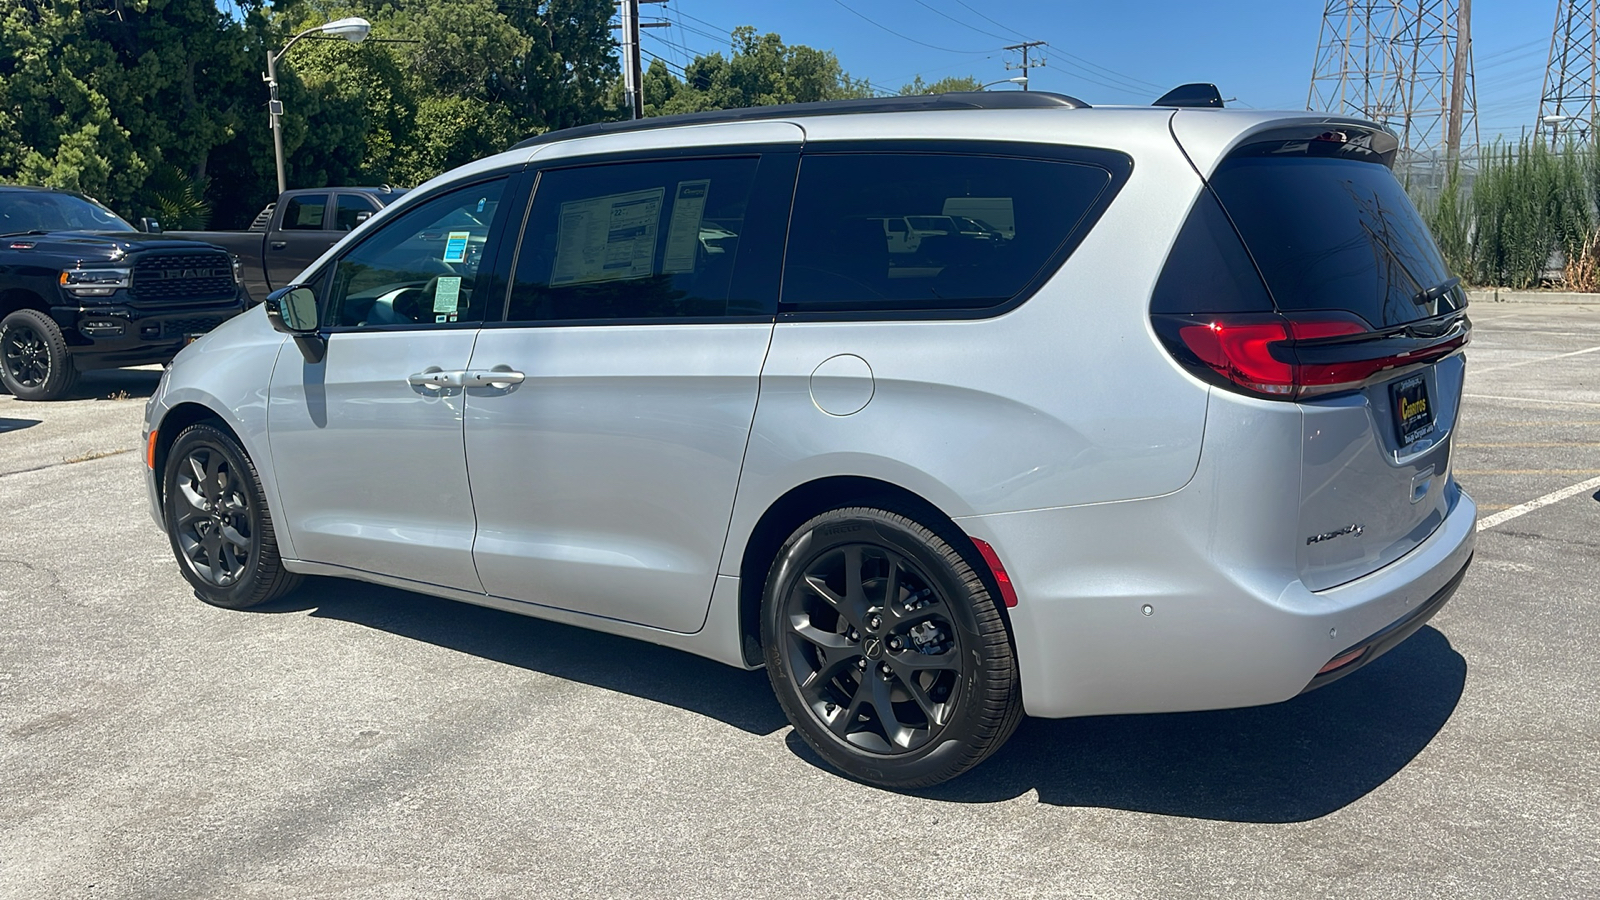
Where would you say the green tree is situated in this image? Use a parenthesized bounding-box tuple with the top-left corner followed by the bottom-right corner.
(640, 26, 873, 117)
(899, 74, 984, 95)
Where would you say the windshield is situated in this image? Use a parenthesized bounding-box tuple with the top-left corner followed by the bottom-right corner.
(1209, 155, 1461, 327)
(0, 191, 134, 235)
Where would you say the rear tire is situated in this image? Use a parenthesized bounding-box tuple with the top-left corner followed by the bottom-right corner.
(0, 308, 78, 401)
(162, 422, 301, 609)
(761, 507, 1023, 788)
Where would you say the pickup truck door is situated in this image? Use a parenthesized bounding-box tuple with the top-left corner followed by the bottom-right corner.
(266, 193, 335, 291)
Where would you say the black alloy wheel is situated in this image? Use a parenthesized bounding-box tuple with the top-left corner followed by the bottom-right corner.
(0, 308, 77, 401)
(762, 507, 1023, 788)
(162, 423, 300, 609)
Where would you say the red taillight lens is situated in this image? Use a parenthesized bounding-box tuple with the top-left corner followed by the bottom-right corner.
(1170, 313, 1465, 400)
(1178, 319, 1296, 395)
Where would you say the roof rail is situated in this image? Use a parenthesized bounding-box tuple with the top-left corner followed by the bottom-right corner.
(510, 91, 1089, 151)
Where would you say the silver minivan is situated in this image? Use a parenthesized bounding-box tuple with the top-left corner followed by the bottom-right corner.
(142, 92, 1476, 787)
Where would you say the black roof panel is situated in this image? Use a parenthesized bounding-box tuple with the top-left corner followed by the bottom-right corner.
(511, 91, 1089, 151)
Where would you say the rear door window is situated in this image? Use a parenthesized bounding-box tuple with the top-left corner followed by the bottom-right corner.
(506, 156, 767, 322)
(1209, 153, 1461, 327)
(781, 152, 1116, 314)
(280, 194, 329, 231)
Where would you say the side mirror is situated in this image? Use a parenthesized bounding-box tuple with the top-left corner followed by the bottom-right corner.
(139, 217, 162, 234)
(354, 211, 372, 225)
(263, 285, 326, 363)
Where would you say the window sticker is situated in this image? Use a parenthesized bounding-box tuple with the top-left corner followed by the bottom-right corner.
(662, 179, 710, 274)
(476, 198, 486, 213)
(550, 187, 665, 285)
(433, 276, 462, 313)
(443, 231, 472, 263)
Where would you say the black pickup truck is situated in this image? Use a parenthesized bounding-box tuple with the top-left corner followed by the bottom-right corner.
(168, 186, 405, 303)
(1, 186, 246, 401)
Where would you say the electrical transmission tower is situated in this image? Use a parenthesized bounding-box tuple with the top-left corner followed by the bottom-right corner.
(1307, 2, 1477, 174)
(1539, 1, 1600, 148)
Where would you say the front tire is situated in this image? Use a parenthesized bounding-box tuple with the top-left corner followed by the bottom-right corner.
(162, 422, 300, 609)
(0, 308, 78, 401)
(761, 507, 1023, 788)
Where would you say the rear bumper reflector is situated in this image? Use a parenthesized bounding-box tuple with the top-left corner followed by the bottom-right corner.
(969, 537, 1019, 608)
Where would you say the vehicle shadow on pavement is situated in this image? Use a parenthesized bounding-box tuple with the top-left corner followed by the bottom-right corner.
(78, 368, 163, 401)
(260, 577, 790, 737)
(0, 417, 40, 433)
(906, 625, 1466, 823)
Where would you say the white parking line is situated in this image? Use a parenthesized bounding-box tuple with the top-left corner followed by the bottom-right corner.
(1477, 474, 1600, 532)
(1463, 393, 1600, 409)
(1472, 344, 1600, 374)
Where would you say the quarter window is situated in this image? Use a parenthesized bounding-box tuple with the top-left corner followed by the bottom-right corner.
(507, 157, 761, 322)
(280, 194, 329, 231)
(324, 179, 506, 328)
(782, 153, 1113, 313)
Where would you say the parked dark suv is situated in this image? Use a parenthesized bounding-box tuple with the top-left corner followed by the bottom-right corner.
(1, 185, 246, 400)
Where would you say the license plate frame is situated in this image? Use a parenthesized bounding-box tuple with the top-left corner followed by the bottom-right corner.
(1389, 373, 1435, 446)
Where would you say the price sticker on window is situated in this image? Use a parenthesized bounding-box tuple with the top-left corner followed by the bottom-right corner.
(433, 276, 462, 314)
(442, 231, 471, 263)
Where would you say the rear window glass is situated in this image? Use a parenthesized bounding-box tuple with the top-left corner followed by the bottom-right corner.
(507, 157, 762, 322)
(1209, 156, 1459, 327)
(781, 153, 1112, 313)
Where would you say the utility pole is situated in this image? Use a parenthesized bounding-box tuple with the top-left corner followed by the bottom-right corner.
(1003, 40, 1046, 91)
(1539, 1, 1600, 149)
(614, 0, 671, 119)
(1445, 0, 1472, 181)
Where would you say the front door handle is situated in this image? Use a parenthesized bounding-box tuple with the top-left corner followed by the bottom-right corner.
(462, 367, 526, 389)
(269, 241, 288, 251)
(407, 367, 466, 390)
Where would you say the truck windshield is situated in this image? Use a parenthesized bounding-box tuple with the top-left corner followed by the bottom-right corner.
(0, 191, 134, 235)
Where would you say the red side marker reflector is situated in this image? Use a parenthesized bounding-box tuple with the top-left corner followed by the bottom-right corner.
(1317, 647, 1366, 675)
(145, 430, 159, 470)
(969, 538, 1018, 608)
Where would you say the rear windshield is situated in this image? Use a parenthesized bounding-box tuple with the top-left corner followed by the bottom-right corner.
(1209, 155, 1459, 327)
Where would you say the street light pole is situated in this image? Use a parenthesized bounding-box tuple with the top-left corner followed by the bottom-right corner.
(979, 77, 1029, 91)
(264, 17, 372, 195)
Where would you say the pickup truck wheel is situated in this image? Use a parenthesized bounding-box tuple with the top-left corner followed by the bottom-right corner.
(0, 309, 78, 401)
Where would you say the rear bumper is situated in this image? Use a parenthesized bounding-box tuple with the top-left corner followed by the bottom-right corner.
(957, 482, 1476, 719)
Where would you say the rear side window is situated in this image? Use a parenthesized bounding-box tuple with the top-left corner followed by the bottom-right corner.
(280, 194, 328, 231)
(1149, 188, 1273, 315)
(1209, 154, 1460, 327)
(781, 153, 1113, 313)
(506, 157, 762, 322)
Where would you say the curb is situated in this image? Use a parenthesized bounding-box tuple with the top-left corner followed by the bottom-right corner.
(1466, 290, 1600, 306)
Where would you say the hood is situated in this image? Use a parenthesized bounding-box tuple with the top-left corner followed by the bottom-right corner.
(3, 230, 229, 265)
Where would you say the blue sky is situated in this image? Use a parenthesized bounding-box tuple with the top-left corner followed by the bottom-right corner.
(640, 1, 1555, 144)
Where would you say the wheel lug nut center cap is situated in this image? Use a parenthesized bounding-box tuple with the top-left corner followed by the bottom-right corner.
(863, 637, 884, 660)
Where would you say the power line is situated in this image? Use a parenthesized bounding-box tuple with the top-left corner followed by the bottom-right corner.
(827, 0, 1001, 55)
(908, 0, 1016, 43)
(948, 0, 1029, 42)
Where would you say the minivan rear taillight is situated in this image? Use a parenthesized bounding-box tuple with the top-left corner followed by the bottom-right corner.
(1154, 312, 1468, 401)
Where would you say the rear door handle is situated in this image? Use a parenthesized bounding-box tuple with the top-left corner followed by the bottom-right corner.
(269, 241, 288, 251)
(407, 367, 466, 390)
(462, 367, 526, 389)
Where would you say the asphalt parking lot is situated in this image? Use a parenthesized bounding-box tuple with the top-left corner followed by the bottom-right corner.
(2, 303, 1597, 899)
